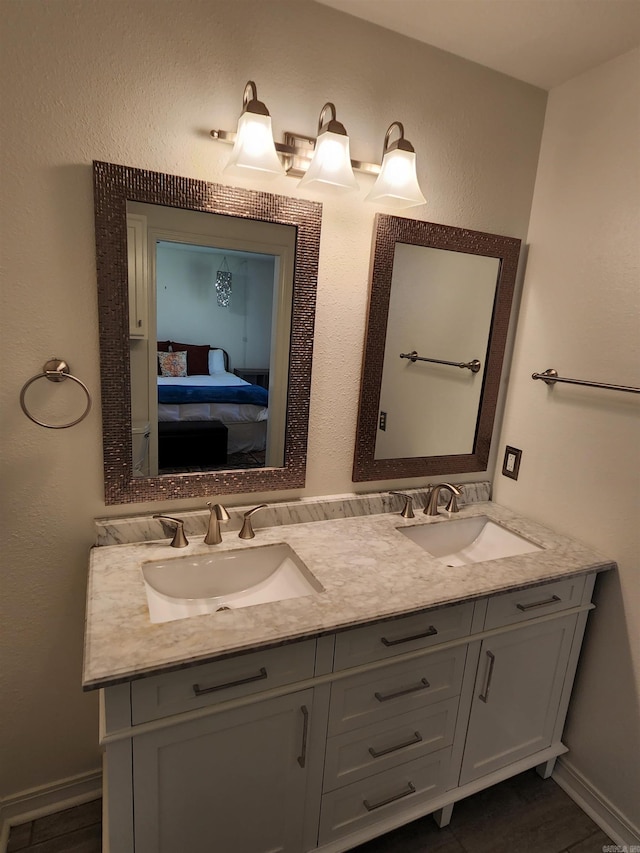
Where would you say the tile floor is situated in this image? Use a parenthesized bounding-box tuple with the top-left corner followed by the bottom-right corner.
(7, 799, 101, 853)
(7, 770, 613, 852)
(351, 770, 613, 853)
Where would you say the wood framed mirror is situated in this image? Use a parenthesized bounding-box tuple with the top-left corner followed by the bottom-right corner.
(93, 162, 321, 505)
(353, 214, 521, 482)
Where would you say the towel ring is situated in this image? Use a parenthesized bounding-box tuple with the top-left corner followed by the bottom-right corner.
(20, 359, 92, 429)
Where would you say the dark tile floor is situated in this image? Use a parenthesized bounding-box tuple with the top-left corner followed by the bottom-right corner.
(351, 770, 612, 853)
(7, 770, 612, 852)
(7, 799, 101, 853)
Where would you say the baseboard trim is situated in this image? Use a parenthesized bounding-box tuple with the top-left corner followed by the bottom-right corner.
(553, 757, 640, 847)
(0, 768, 102, 853)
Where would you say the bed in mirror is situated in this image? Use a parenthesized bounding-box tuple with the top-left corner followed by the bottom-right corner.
(94, 162, 322, 505)
(353, 214, 521, 481)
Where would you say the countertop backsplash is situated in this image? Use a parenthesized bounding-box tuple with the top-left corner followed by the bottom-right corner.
(94, 481, 492, 546)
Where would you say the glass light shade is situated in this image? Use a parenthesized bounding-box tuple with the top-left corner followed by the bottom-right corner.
(298, 130, 359, 193)
(224, 112, 284, 179)
(365, 148, 426, 208)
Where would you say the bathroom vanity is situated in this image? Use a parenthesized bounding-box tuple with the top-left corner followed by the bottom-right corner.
(85, 497, 613, 853)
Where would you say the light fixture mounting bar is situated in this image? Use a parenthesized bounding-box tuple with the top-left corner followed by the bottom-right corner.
(210, 128, 380, 176)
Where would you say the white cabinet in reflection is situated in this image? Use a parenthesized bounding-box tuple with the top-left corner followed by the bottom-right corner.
(126, 213, 148, 339)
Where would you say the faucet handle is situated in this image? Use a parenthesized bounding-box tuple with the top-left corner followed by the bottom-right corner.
(445, 489, 462, 512)
(239, 504, 268, 540)
(153, 515, 189, 548)
(207, 501, 230, 522)
(389, 491, 415, 519)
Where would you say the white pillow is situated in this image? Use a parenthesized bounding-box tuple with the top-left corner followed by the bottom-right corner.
(208, 348, 226, 374)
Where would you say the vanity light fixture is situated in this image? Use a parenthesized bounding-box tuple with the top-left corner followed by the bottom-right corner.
(210, 81, 426, 205)
(223, 81, 285, 179)
(365, 122, 426, 209)
(297, 103, 359, 194)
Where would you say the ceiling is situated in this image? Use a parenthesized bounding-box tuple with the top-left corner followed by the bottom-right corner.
(314, 0, 640, 89)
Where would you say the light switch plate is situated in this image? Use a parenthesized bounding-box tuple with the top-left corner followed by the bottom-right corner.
(502, 446, 522, 480)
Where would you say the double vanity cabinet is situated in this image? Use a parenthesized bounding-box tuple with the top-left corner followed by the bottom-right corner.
(86, 501, 612, 853)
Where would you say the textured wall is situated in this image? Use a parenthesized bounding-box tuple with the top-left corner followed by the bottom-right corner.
(493, 48, 640, 836)
(0, 0, 545, 800)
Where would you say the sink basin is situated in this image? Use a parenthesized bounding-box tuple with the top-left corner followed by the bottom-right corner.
(142, 543, 323, 624)
(398, 516, 543, 566)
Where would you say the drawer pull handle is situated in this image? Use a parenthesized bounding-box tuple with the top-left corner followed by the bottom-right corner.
(297, 705, 309, 768)
(380, 626, 438, 646)
(516, 594, 561, 612)
(375, 677, 430, 703)
(479, 650, 495, 703)
(368, 731, 423, 758)
(363, 781, 416, 812)
(192, 666, 268, 696)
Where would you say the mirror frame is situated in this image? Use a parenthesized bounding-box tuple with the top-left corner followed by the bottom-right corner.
(93, 161, 322, 505)
(353, 214, 521, 482)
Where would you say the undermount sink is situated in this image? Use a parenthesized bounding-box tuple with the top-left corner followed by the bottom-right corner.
(142, 543, 324, 624)
(398, 516, 543, 567)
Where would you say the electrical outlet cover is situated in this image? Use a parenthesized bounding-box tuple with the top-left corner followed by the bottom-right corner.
(502, 445, 522, 480)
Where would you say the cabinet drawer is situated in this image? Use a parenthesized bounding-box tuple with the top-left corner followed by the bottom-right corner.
(324, 696, 458, 793)
(334, 601, 474, 670)
(484, 576, 586, 630)
(319, 746, 452, 845)
(131, 640, 316, 724)
(329, 646, 466, 736)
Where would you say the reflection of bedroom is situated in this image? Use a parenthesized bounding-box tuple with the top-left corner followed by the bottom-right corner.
(155, 243, 275, 473)
(127, 200, 296, 478)
(157, 243, 274, 373)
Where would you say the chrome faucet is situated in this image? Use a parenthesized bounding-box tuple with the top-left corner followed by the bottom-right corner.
(153, 515, 189, 547)
(424, 483, 462, 516)
(239, 504, 268, 540)
(389, 491, 415, 518)
(204, 502, 230, 545)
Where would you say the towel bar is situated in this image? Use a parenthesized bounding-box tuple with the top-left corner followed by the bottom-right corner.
(532, 368, 639, 395)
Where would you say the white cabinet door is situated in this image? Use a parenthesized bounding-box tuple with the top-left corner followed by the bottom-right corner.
(459, 615, 577, 785)
(126, 214, 148, 338)
(133, 689, 314, 853)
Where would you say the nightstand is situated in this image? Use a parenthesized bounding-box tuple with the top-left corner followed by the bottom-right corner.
(234, 368, 269, 389)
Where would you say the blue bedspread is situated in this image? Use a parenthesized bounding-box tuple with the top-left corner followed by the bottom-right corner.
(158, 383, 268, 407)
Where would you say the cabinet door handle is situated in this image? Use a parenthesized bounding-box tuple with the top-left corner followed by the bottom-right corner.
(297, 705, 309, 768)
(192, 666, 267, 696)
(478, 651, 495, 703)
(363, 781, 416, 812)
(380, 626, 437, 647)
(516, 594, 561, 611)
(368, 731, 423, 758)
(375, 677, 430, 703)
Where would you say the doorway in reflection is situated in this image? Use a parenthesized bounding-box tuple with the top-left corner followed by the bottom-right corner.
(155, 242, 275, 473)
(127, 201, 296, 477)
(375, 244, 500, 459)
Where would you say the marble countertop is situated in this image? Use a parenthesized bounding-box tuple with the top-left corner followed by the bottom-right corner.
(83, 501, 614, 690)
